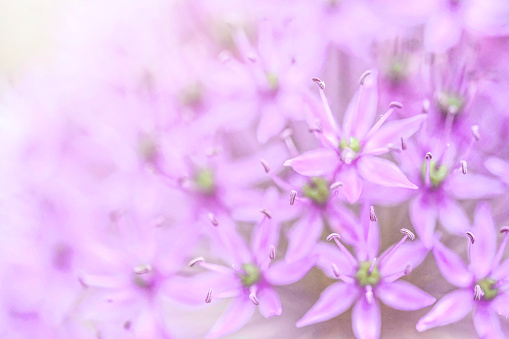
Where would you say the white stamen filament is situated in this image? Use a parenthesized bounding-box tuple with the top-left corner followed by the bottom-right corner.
(493, 227, 509, 267)
(474, 284, 483, 301)
(260, 159, 270, 173)
(249, 286, 259, 305)
(384, 264, 412, 283)
(280, 128, 299, 157)
(378, 229, 414, 266)
(331, 263, 355, 284)
(366, 104, 401, 140)
(327, 233, 358, 266)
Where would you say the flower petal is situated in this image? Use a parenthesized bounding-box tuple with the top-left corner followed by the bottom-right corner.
(257, 103, 287, 143)
(251, 215, 280, 266)
(343, 71, 378, 139)
(285, 213, 323, 262)
(337, 165, 363, 203)
(314, 243, 356, 279)
(416, 289, 473, 332)
(485, 156, 509, 185)
(379, 240, 429, 277)
(205, 297, 256, 339)
(257, 287, 282, 318)
(409, 195, 437, 248)
(357, 156, 418, 189)
(433, 241, 473, 288)
(437, 197, 470, 235)
(473, 305, 505, 339)
(352, 297, 381, 339)
(469, 203, 497, 278)
(265, 255, 317, 286)
(296, 283, 358, 327)
(363, 115, 426, 154)
(446, 173, 504, 200)
(376, 281, 435, 311)
(424, 11, 462, 53)
(283, 148, 339, 176)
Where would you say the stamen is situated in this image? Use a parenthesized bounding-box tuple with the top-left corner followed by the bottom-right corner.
(327, 233, 358, 266)
(400, 228, 415, 240)
(467, 232, 475, 263)
(369, 258, 377, 274)
(133, 264, 153, 275)
(331, 263, 355, 284)
(359, 70, 371, 85)
(280, 128, 299, 157)
(311, 78, 339, 136)
(471, 125, 480, 141)
(401, 137, 407, 150)
(269, 245, 276, 260)
(422, 99, 430, 113)
(474, 284, 483, 301)
(460, 160, 467, 175)
(366, 103, 401, 139)
(260, 159, 270, 173)
(425, 152, 432, 187)
(208, 213, 219, 227)
(290, 190, 297, 205)
(384, 264, 412, 283)
(493, 227, 509, 267)
(260, 209, 272, 219)
(249, 286, 259, 305)
(378, 229, 414, 266)
(466, 232, 475, 244)
(331, 263, 340, 278)
(370, 206, 377, 222)
(189, 257, 205, 267)
(365, 285, 374, 304)
(330, 181, 343, 190)
(389, 101, 403, 109)
(205, 288, 213, 303)
(311, 77, 325, 90)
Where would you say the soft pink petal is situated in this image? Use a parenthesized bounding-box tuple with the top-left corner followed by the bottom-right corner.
(416, 289, 473, 332)
(492, 258, 509, 280)
(409, 195, 437, 248)
(485, 156, 509, 185)
(285, 213, 323, 262)
(473, 305, 505, 339)
(266, 255, 317, 286)
(492, 293, 509, 316)
(296, 283, 359, 327)
(352, 297, 381, 339)
(251, 216, 280, 266)
(424, 11, 462, 53)
(446, 173, 504, 199)
(343, 71, 378, 138)
(257, 104, 287, 143)
(283, 148, 339, 176)
(376, 281, 435, 311)
(257, 287, 282, 318)
(205, 297, 256, 339)
(337, 165, 363, 203)
(469, 203, 497, 278)
(357, 156, 418, 189)
(379, 241, 429, 277)
(363, 115, 427, 154)
(314, 243, 356, 279)
(433, 242, 473, 288)
(209, 223, 252, 267)
(437, 197, 470, 235)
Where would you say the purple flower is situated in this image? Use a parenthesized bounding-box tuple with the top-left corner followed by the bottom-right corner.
(297, 207, 434, 339)
(284, 71, 425, 203)
(417, 203, 509, 338)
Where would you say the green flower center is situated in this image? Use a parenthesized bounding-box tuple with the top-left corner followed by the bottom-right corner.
(355, 261, 381, 287)
(339, 137, 362, 152)
(386, 58, 408, 83)
(437, 91, 464, 115)
(240, 264, 261, 287)
(421, 160, 449, 187)
(266, 72, 279, 91)
(194, 168, 215, 194)
(181, 83, 203, 106)
(303, 177, 330, 206)
(478, 278, 498, 301)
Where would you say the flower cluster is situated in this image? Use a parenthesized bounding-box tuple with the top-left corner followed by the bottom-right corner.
(1, 0, 509, 338)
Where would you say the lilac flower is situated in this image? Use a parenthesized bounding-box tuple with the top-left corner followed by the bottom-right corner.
(417, 204, 509, 338)
(284, 71, 425, 203)
(297, 207, 434, 339)
(191, 215, 316, 339)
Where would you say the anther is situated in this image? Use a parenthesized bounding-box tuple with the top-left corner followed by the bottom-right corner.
(471, 125, 480, 141)
(311, 77, 325, 90)
(460, 160, 467, 175)
(359, 70, 371, 85)
(330, 181, 343, 190)
(249, 292, 259, 305)
(401, 137, 407, 150)
(133, 264, 153, 275)
(269, 245, 276, 260)
(331, 263, 340, 278)
(189, 257, 205, 267)
(205, 288, 213, 303)
(260, 159, 270, 173)
(425, 152, 433, 160)
(370, 206, 377, 222)
(260, 209, 272, 219)
(389, 101, 403, 109)
(474, 285, 483, 301)
(404, 264, 412, 275)
(400, 228, 415, 240)
(208, 213, 219, 226)
(327, 233, 341, 241)
(422, 99, 430, 113)
(466, 232, 475, 244)
(500, 227, 509, 234)
(290, 190, 297, 205)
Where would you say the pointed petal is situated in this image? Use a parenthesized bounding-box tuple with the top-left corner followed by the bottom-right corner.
(343, 72, 378, 138)
(352, 297, 381, 339)
(446, 173, 504, 199)
(473, 305, 505, 339)
(363, 115, 427, 154)
(257, 104, 287, 143)
(283, 148, 339, 176)
(437, 198, 470, 235)
(485, 156, 509, 185)
(257, 287, 282, 318)
(433, 242, 473, 288)
(376, 281, 435, 311)
(416, 289, 473, 332)
(265, 255, 317, 286)
(357, 156, 418, 189)
(205, 297, 256, 339)
(424, 11, 462, 53)
(379, 241, 429, 276)
(492, 258, 509, 280)
(492, 292, 509, 316)
(314, 243, 356, 279)
(296, 283, 359, 327)
(251, 216, 280, 266)
(285, 214, 323, 262)
(469, 203, 497, 278)
(338, 165, 363, 203)
(409, 195, 437, 248)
